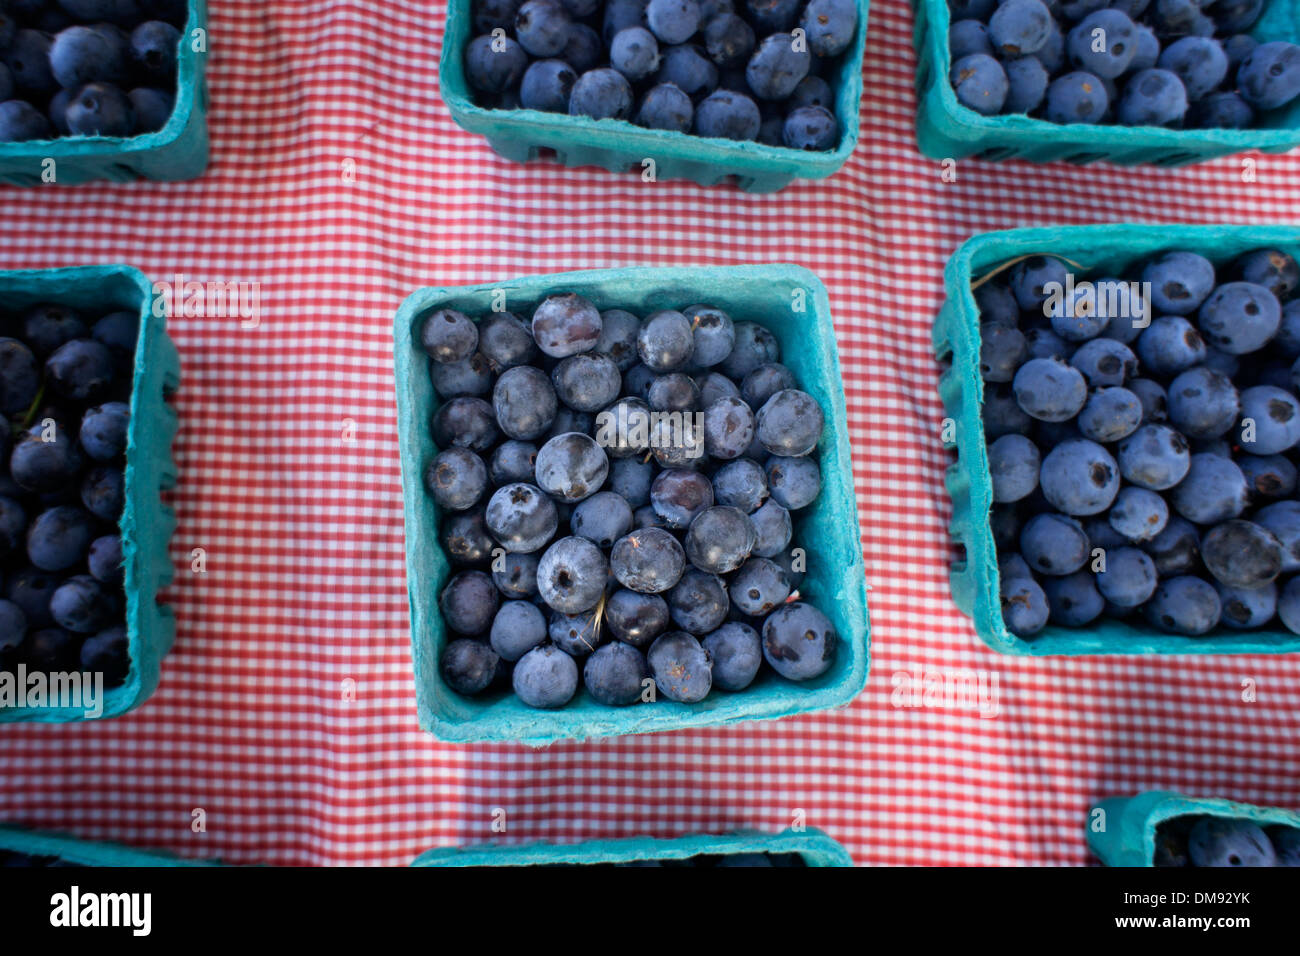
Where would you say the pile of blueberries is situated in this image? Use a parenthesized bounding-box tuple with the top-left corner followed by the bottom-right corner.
(1153, 815, 1300, 866)
(0, 0, 187, 142)
(977, 247, 1300, 638)
(0, 302, 136, 685)
(947, 0, 1300, 128)
(423, 290, 838, 710)
(465, 0, 858, 150)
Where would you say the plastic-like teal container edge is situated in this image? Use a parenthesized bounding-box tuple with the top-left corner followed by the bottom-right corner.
(412, 827, 854, 866)
(1087, 791, 1300, 866)
(0, 824, 218, 866)
(395, 265, 870, 745)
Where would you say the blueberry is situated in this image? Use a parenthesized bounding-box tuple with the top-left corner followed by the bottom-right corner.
(26, 506, 94, 572)
(712, 458, 768, 513)
(515, 0, 572, 57)
(656, 42, 718, 99)
(432, 397, 499, 452)
(22, 304, 88, 357)
(746, 0, 801, 32)
(1157, 37, 1226, 102)
(442, 636, 504, 695)
(1198, 282, 1280, 355)
(65, 81, 135, 136)
(704, 13, 755, 68)
(1188, 817, 1276, 867)
(1003, 55, 1048, 113)
(485, 482, 558, 552)
(1221, 32, 1258, 71)
(442, 509, 494, 565)
(551, 353, 621, 412)
(431, 351, 493, 398)
(701, 621, 762, 690)
(974, 282, 1019, 328)
(1072, 339, 1136, 388)
(1255, 501, 1300, 572)
(1020, 512, 1090, 577)
(1270, 826, 1300, 865)
(636, 310, 694, 372)
(1096, 546, 1158, 607)
(761, 602, 835, 680)
(1040, 439, 1119, 516)
(1012, 358, 1087, 423)
(1042, 570, 1104, 626)
(0, 600, 27, 660)
(695, 397, 752, 460)
(720, 321, 779, 380)
(1216, 580, 1277, 629)
(755, 389, 822, 457)
(979, 324, 1027, 384)
(421, 309, 478, 365)
(1117, 424, 1191, 491)
(532, 293, 602, 358)
(1000, 574, 1049, 637)
(1169, 453, 1248, 524)
(1236, 248, 1299, 299)
(560, 21, 603, 72)
(668, 567, 729, 633)
(584, 641, 649, 705)
(1202, 348, 1240, 379)
(50, 24, 129, 91)
(478, 312, 538, 370)
(49, 574, 113, 633)
(986, 433, 1039, 504)
(87, 534, 123, 585)
(1162, 369, 1237, 445)
(685, 506, 755, 574)
(492, 552, 538, 600)
(731, 555, 791, 616)
(1033, 18, 1066, 73)
(596, 396, 650, 459)
(647, 373, 701, 412)
(800, 0, 856, 57)
(610, 26, 661, 81)
(1077, 387, 1142, 443)
(1239, 453, 1297, 500)
(646, 0, 700, 44)
(537, 536, 607, 613)
(647, 631, 712, 701)
(520, 58, 577, 111)
(1200, 519, 1283, 591)
(6, 568, 59, 631)
(424, 447, 488, 511)
(0, 497, 25, 558)
(1044, 71, 1108, 124)
(440, 570, 500, 635)
(1147, 575, 1222, 635)
(604, 0, 650, 46)
(765, 455, 820, 511)
(4, 30, 56, 95)
(1238, 41, 1300, 111)
(1280, 576, 1300, 633)
(1066, 10, 1136, 79)
(1129, 23, 1159, 72)
(1141, 252, 1215, 316)
(1238, 385, 1300, 455)
(746, 32, 810, 100)
(0, 337, 39, 415)
(513, 643, 579, 707)
(1151, 0, 1215, 38)
(605, 588, 670, 646)
(536, 432, 608, 502)
(950, 53, 1008, 115)
(1117, 69, 1188, 126)
(695, 371, 741, 410)
(1135, 316, 1206, 377)
(547, 407, 595, 442)
(749, 498, 791, 556)
(83, 466, 126, 521)
(46, 338, 116, 402)
(611, 526, 685, 593)
(475, 0, 523, 31)
(636, 81, 694, 129)
(695, 88, 761, 139)
(571, 491, 633, 547)
(570, 66, 634, 119)
(1108, 486, 1168, 543)
(79, 627, 129, 686)
(548, 608, 604, 656)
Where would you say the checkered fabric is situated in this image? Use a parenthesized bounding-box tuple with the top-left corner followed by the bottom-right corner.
(1, 0, 1298, 867)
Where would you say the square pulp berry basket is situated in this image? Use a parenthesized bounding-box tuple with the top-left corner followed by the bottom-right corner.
(438, 0, 868, 192)
(1087, 791, 1300, 866)
(394, 264, 870, 745)
(0, 0, 209, 185)
(412, 827, 853, 866)
(0, 824, 216, 866)
(935, 224, 1300, 656)
(911, 0, 1300, 165)
(1, 266, 180, 722)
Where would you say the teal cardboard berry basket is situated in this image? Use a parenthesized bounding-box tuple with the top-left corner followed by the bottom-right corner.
(935, 223, 1300, 656)
(438, 0, 868, 192)
(1087, 791, 1300, 866)
(0, 824, 216, 866)
(394, 265, 870, 745)
(0, 0, 208, 185)
(412, 827, 853, 866)
(912, 0, 1300, 165)
(1, 266, 180, 722)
